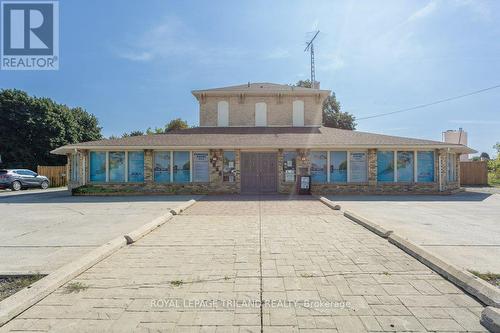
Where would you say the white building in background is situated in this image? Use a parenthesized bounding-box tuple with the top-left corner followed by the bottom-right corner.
(443, 128, 469, 161)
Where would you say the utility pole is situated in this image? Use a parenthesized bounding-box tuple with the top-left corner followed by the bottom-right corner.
(304, 30, 320, 87)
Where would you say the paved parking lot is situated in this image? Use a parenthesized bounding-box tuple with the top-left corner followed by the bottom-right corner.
(0, 189, 198, 274)
(328, 189, 500, 273)
(2, 196, 486, 332)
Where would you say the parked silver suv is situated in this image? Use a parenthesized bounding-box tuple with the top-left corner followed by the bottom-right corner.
(0, 169, 50, 191)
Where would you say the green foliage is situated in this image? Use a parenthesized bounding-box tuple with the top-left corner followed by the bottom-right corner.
(64, 282, 88, 293)
(0, 89, 102, 169)
(480, 152, 490, 160)
(295, 80, 356, 130)
(165, 118, 189, 132)
(494, 142, 500, 155)
(122, 130, 144, 138)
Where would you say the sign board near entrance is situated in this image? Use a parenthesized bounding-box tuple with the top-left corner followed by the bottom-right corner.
(193, 152, 209, 182)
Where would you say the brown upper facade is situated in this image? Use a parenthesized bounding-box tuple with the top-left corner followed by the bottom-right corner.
(192, 82, 331, 127)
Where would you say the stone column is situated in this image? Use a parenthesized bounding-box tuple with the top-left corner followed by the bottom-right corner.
(368, 149, 377, 187)
(144, 149, 153, 183)
(209, 149, 223, 184)
(234, 149, 241, 192)
(296, 149, 310, 175)
(437, 149, 447, 191)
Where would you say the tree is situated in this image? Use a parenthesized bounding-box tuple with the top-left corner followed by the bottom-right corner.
(122, 130, 144, 138)
(494, 142, 500, 156)
(295, 80, 356, 130)
(0, 89, 102, 169)
(480, 152, 490, 160)
(165, 118, 189, 132)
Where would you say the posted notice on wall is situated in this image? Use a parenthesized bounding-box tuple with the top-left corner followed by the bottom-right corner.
(193, 152, 209, 182)
(349, 152, 367, 182)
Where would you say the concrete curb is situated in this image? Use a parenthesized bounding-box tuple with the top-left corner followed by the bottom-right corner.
(170, 199, 197, 215)
(388, 233, 500, 308)
(0, 237, 126, 327)
(318, 196, 341, 210)
(481, 307, 500, 333)
(0, 198, 199, 327)
(343, 210, 393, 238)
(124, 212, 173, 244)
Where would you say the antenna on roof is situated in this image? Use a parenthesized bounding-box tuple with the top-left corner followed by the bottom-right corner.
(304, 30, 319, 88)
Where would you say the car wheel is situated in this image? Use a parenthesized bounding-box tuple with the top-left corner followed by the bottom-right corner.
(40, 181, 49, 190)
(11, 181, 21, 191)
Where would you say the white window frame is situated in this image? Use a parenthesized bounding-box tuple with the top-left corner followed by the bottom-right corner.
(255, 102, 267, 126)
(292, 100, 304, 127)
(217, 101, 229, 127)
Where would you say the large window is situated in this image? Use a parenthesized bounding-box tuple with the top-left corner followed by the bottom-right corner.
(193, 152, 209, 182)
(349, 152, 367, 182)
(223, 151, 236, 182)
(417, 151, 434, 182)
(128, 151, 144, 182)
(154, 152, 171, 183)
(283, 151, 297, 182)
(447, 153, 456, 181)
(330, 151, 347, 183)
(173, 151, 190, 183)
(397, 151, 414, 182)
(377, 151, 394, 182)
(109, 152, 125, 182)
(310, 151, 327, 183)
(89, 151, 106, 182)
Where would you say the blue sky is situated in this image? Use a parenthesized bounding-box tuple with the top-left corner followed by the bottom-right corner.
(1, 0, 499, 156)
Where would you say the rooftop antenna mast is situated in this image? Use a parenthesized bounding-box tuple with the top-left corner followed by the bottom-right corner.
(304, 30, 320, 87)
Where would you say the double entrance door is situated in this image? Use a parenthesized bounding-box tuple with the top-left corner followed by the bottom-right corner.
(240, 152, 277, 194)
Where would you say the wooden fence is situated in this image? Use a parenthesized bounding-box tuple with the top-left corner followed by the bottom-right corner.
(460, 161, 488, 186)
(37, 165, 67, 187)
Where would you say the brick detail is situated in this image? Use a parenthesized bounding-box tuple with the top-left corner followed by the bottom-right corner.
(144, 150, 153, 183)
(368, 148, 377, 187)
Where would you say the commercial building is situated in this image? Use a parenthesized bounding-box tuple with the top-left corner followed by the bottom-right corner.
(53, 83, 474, 194)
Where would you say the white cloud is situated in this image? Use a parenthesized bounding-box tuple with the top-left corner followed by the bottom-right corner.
(318, 53, 345, 71)
(116, 16, 245, 64)
(407, 1, 438, 22)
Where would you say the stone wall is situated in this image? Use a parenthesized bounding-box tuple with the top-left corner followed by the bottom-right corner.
(199, 95, 323, 127)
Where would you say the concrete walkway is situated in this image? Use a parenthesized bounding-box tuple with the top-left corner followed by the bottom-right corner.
(0, 190, 198, 274)
(328, 192, 500, 273)
(1, 196, 487, 332)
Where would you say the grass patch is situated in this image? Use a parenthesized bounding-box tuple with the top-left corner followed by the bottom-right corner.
(170, 280, 184, 287)
(63, 281, 89, 294)
(468, 270, 500, 287)
(0, 274, 44, 302)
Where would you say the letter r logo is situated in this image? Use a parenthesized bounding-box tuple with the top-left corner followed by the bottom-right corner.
(2, 1, 56, 56)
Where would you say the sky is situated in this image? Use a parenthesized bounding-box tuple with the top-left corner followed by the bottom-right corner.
(1, 0, 499, 156)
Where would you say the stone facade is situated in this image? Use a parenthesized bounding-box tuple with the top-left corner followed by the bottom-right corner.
(68, 148, 460, 195)
(199, 95, 323, 127)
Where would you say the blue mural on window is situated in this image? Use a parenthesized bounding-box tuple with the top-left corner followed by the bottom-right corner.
(128, 151, 144, 182)
(154, 152, 170, 183)
(89, 151, 106, 182)
(109, 152, 125, 182)
(397, 151, 414, 182)
(173, 151, 190, 183)
(310, 151, 327, 183)
(330, 151, 347, 182)
(417, 151, 434, 182)
(377, 151, 394, 182)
